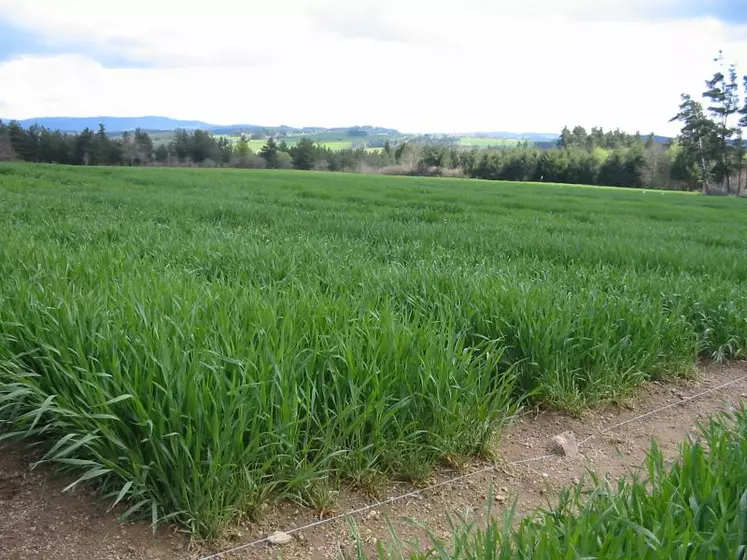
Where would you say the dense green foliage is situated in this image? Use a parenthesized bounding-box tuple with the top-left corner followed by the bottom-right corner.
(0, 121, 156, 166)
(463, 143, 652, 188)
(352, 407, 747, 559)
(0, 165, 746, 536)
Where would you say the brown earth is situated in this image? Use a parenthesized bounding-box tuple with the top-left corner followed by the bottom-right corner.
(1, 362, 745, 560)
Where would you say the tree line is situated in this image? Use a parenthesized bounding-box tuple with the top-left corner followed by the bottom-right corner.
(1, 53, 745, 194)
(0, 122, 155, 166)
(0, 119, 697, 190)
(0, 122, 395, 171)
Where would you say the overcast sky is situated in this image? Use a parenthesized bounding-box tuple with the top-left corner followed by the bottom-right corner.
(0, 0, 746, 134)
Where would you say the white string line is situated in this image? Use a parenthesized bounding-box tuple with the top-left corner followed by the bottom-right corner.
(195, 409, 530, 560)
(197, 455, 560, 560)
(577, 373, 747, 447)
(198, 373, 747, 560)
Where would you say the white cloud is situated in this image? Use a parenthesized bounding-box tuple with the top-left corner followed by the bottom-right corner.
(0, 0, 746, 134)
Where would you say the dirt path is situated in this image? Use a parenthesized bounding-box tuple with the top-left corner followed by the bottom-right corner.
(1, 362, 745, 560)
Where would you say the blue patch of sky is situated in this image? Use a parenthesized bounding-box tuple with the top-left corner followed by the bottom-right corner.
(708, 1, 747, 24)
(0, 19, 153, 68)
(651, 0, 747, 23)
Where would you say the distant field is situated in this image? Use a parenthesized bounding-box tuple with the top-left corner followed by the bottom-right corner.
(1, 164, 746, 537)
(245, 138, 384, 152)
(246, 138, 267, 151)
(244, 138, 359, 151)
(318, 140, 356, 150)
(458, 136, 523, 147)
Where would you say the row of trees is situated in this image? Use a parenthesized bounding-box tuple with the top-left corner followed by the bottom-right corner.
(391, 140, 675, 189)
(0, 120, 690, 189)
(0, 122, 398, 172)
(252, 133, 672, 189)
(466, 146, 651, 187)
(0, 121, 155, 166)
(558, 126, 657, 151)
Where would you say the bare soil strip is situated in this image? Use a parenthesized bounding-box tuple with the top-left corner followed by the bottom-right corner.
(2, 362, 745, 560)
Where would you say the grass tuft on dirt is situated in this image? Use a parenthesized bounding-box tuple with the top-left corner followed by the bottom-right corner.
(0, 164, 746, 536)
(351, 405, 747, 559)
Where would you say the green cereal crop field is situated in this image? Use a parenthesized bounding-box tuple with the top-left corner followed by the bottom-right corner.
(0, 163, 746, 536)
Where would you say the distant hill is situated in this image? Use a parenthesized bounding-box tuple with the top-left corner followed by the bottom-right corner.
(8, 117, 403, 137)
(208, 124, 401, 136)
(15, 116, 224, 133)
(649, 135, 672, 144)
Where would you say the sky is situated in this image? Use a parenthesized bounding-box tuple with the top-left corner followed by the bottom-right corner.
(0, 0, 746, 134)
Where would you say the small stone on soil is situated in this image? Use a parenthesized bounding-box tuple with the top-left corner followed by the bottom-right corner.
(548, 431, 579, 458)
(268, 531, 293, 545)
